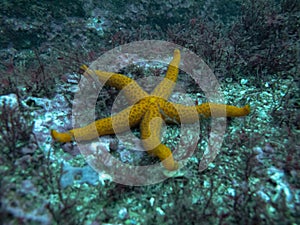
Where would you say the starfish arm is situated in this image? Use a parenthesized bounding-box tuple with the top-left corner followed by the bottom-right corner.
(159, 101, 250, 124)
(158, 99, 199, 124)
(51, 101, 148, 142)
(81, 65, 149, 104)
(148, 144, 179, 171)
(196, 103, 251, 118)
(151, 49, 181, 99)
(140, 102, 178, 170)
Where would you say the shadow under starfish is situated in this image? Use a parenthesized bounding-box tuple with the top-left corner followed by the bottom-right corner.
(51, 49, 250, 171)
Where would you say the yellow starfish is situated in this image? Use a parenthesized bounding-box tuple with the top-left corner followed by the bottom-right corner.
(51, 49, 250, 170)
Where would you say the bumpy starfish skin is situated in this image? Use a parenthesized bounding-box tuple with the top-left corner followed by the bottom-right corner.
(151, 49, 180, 98)
(159, 101, 251, 124)
(140, 99, 180, 170)
(51, 49, 250, 170)
(80, 65, 148, 104)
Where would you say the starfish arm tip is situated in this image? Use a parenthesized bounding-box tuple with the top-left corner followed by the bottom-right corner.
(174, 49, 180, 54)
(244, 104, 251, 115)
(51, 129, 72, 143)
(161, 155, 179, 171)
(79, 64, 88, 71)
(162, 161, 179, 171)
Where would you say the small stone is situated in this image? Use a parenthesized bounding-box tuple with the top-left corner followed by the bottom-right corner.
(149, 197, 155, 207)
(155, 207, 165, 216)
(240, 78, 248, 85)
(118, 207, 128, 220)
(225, 78, 232, 83)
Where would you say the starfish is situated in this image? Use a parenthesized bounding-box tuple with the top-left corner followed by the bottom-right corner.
(51, 49, 250, 171)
